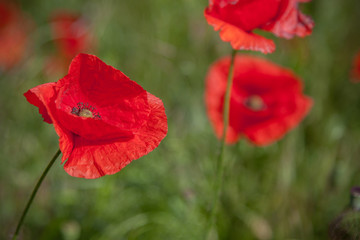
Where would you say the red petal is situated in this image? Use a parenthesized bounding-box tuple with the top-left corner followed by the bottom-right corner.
(24, 82, 74, 162)
(55, 54, 151, 140)
(262, 0, 314, 39)
(204, 10, 275, 54)
(68, 54, 145, 100)
(56, 105, 134, 140)
(244, 96, 312, 145)
(207, 0, 282, 31)
(54, 122, 74, 163)
(63, 93, 168, 179)
(24, 83, 57, 124)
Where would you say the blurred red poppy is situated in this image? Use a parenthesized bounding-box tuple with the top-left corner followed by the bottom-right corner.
(45, 11, 96, 76)
(0, 1, 31, 70)
(204, 0, 314, 54)
(205, 55, 312, 145)
(25, 54, 168, 179)
(51, 11, 95, 59)
(351, 51, 360, 82)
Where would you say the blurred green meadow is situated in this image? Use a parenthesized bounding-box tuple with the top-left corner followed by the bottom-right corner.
(1, 0, 360, 239)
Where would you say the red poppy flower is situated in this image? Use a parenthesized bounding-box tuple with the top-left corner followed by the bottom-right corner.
(44, 11, 96, 78)
(205, 55, 312, 145)
(351, 51, 360, 82)
(204, 0, 314, 54)
(25, 54, 168, 179)
(51, 11, 95, 59)
(0, 1, 31, 70)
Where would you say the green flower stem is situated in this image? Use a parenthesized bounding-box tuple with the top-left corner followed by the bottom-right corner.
(206, 49, 237, 240)
(12, 149, 61, 240)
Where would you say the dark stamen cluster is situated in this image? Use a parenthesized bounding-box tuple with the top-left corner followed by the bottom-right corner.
(71, 102, 101, 119)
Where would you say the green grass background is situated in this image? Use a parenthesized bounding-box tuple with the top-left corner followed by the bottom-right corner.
(1, 0, 360, 239)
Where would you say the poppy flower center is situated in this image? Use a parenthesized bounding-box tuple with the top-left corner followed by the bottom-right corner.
(71, 102, 101, 119)
(244, 95, 265, 111)
(79, 109, 93, 118)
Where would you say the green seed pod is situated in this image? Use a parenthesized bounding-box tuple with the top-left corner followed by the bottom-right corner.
(329, 187, 360, 240)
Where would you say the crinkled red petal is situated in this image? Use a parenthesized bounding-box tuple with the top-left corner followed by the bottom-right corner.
(204, 10, 275, 54)
(54, 122, 74, 163)
(55, 54, 151, 140)
(63, 93, 168, 179)
(24, 82, 74, 162)
(67, 54, 150, 128)
(262, 0, 314, 39)
(24, 83, 56, 124)
(56, 105, 134, 140)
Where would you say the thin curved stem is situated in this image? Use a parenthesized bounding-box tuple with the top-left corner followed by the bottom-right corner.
(206, 49, 237, 239)
(12, 149, 61, 240)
